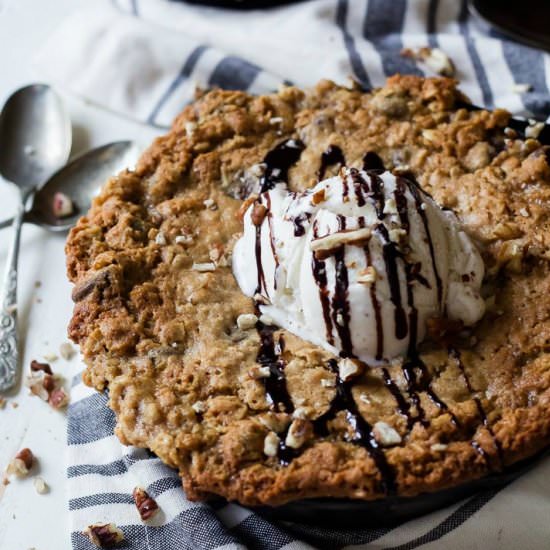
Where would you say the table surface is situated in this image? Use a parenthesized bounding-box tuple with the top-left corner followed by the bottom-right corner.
(0, 1, 158, 548)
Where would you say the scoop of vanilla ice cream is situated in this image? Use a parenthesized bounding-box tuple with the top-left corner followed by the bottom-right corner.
(232, 168, 485, 364)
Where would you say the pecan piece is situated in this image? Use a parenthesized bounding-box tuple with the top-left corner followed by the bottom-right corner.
(6, 448, 34, 477)
(30, 360, 53, 375)
(132, 487, 159, 521)
(251, 203, 268, 226)
(83, 523, 125, 548)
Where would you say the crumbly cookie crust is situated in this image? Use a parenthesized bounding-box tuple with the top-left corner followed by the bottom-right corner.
(66, 76, 550, 505)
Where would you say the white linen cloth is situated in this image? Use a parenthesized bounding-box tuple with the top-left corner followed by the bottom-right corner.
(38, 1, 550, 548)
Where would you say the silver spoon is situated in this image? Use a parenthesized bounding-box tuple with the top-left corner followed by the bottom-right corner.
(0, 141, 141, 232)
(0, 84, 71, 392)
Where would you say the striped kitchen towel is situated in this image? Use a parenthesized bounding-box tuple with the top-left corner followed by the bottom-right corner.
(36, 0, 550, 128)
(55, 1, 550, 549)
(68, 373, 550, 550)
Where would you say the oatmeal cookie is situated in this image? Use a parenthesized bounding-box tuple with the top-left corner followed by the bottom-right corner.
(66, 76, 550, 505)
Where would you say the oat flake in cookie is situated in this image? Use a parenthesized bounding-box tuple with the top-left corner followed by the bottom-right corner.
(66, 76, 550, 506)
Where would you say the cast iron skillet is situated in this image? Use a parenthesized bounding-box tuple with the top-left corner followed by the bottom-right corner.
(178, 0, 308, 9)
(255, 448, 549, 526)
(469, 0, 550, 53)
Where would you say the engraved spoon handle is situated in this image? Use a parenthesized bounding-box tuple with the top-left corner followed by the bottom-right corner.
(0, 198, 25, 392)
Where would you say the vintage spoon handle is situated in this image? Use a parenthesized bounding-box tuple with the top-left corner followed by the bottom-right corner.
(0, 198, 25, 391)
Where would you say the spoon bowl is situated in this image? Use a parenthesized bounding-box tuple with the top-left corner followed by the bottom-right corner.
(0, 84, 71, 192)
(27, 140, 141, 231)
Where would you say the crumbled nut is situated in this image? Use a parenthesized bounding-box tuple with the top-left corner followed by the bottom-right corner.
(251, 203, 268, 226)
(59, 342, 76, 360)
(249, 365, 271, 379)
(422, 129, 438, 142)
(259, 313, 274, 325)
(27, 362, 69, 409)
(263, 431, 280, 457)
(285, 419, 313, 449)
(155, 232, 166, 246)
(249, 164, 266, 178)
(373, 421, 402, 447)
(6, 448, 34, 477)
(321, 378, 336, 388)
(292, 406, 314, 420)
(133, 487, 159, 521)
(209, 247, 222, 262)
(236, 313, 258, 330)
(203, 198, 217, 210)
(525, 120, 544, 139)
(33, 476, 48, 494)
(257, 413, 289, 433)
(191, 262, 216, 272)
(357, 266, 377, 285)
(191, 401, 205, 414)
(310, 228, 372, 255)
(42, 352, 58, 362)
(491, 221, 522, 240)
(0, 398, 6, 409)
(511, 83, 532, 94)
(30, 360, 53, 375)
(311, 188, 326, 205)
(175, 234, 193, 245)
(403, 47, 455, 77)
(52, 192, 74, 218)
(336, 312, 344, 326)
(383, 197, 398, 214)
(504, 127, 518, 138)
(83, 523, 125, 548)
(519, 207, 529, 218)
(338, 358, 363, 381)
(48, 387, 69, 409)
(11, 402, 18, 409)
(430, 443, 448, 452)
(497, 240, 525, 273)
(388, 228, 407, 244)
(184, 121, 197, 137)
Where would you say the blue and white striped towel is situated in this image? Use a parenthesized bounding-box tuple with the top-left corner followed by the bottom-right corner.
(46, 0, 550, 548)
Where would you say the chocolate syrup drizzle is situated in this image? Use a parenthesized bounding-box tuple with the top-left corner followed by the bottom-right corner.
(260, 139, 305, 193)
(251, 144, 483, 493)
(449, 347, 503, 469)
(318, 145, 345, 180)
(330, 216, 354, 357)
(312, 222, 335, 345)
(314, 359, 396, 494)
(292, 212, 311, 237)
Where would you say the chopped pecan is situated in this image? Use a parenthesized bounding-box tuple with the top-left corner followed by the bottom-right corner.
(83, 523, 125, 548)
(133, 487, 160, 521)
(251, 203, 268, 226)
(30, 360, 53, 375)
(71, 266, 118, 302)
(6, 448, 34, 477)
(26, 361, 69, 409)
